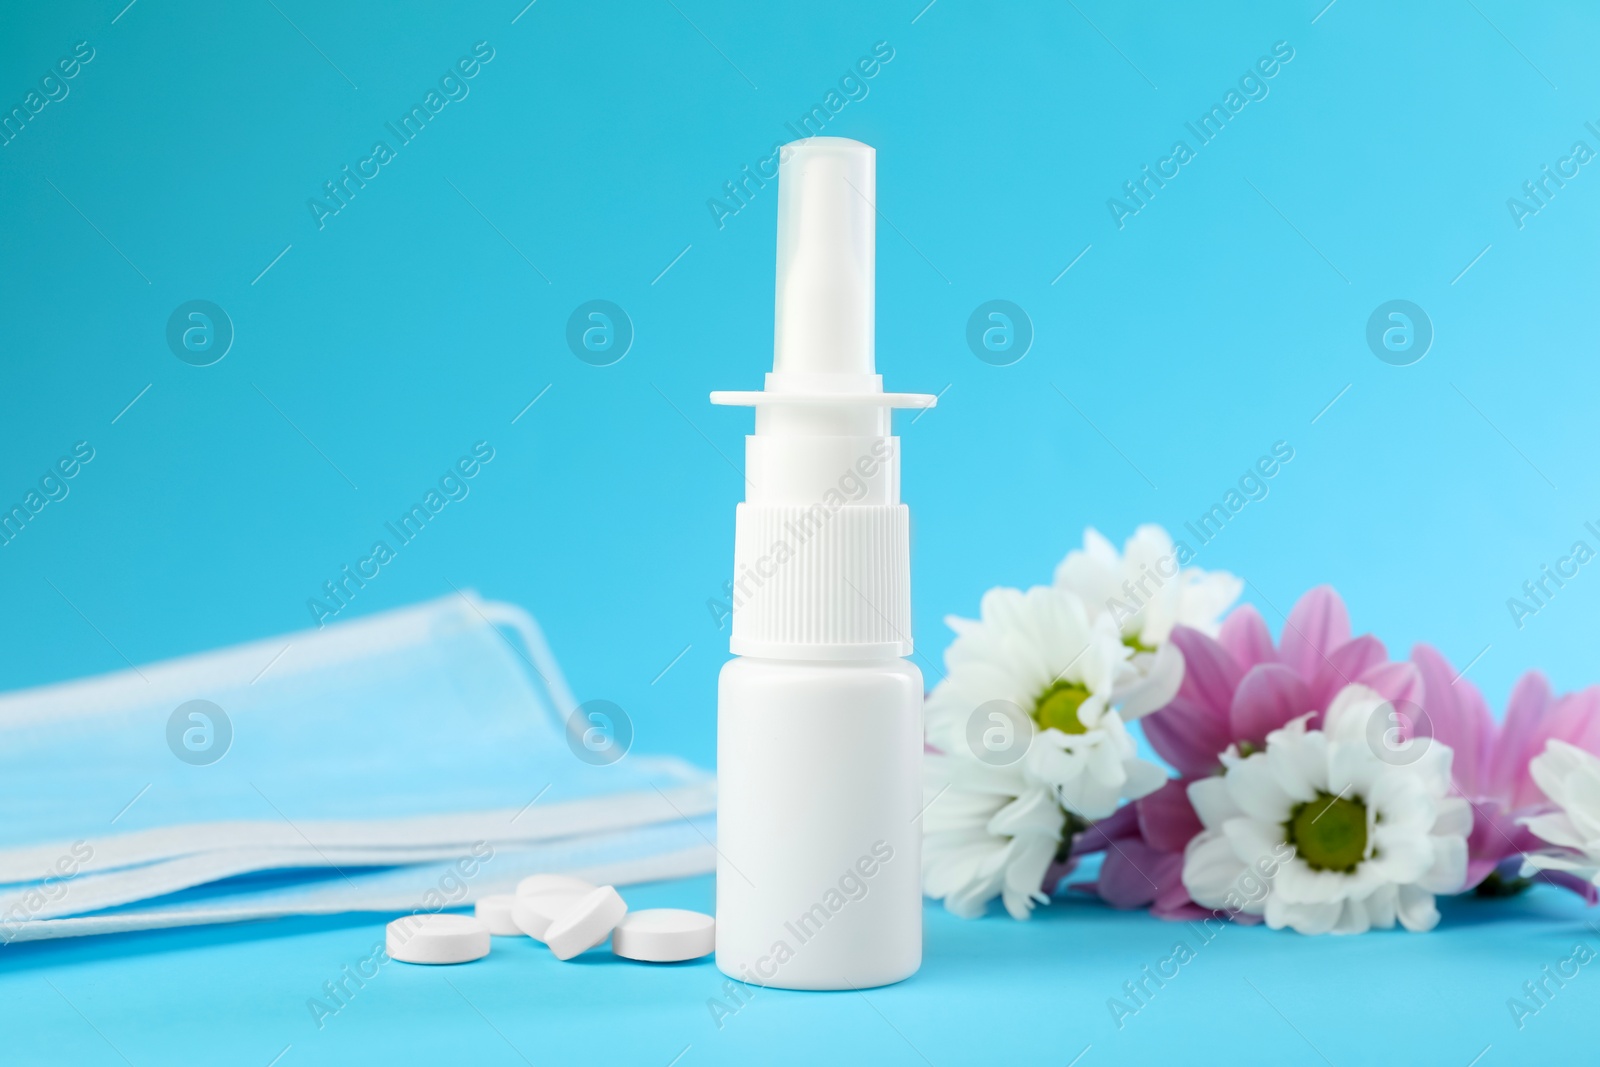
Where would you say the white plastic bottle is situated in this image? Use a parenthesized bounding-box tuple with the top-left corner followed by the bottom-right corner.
(710, 137, 935, 991)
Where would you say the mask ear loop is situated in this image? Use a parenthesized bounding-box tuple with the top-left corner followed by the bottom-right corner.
(474, 598, 579, 730)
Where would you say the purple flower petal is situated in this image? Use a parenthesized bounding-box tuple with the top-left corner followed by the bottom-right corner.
(1464, 856, 1499, 890)
(1532, 868, 1600, 905)
(1411, 643, 1492, 797)
(1150, 885, 1211, 921)
(1356, 659, 1423, 711)
(1230, 663, 1317, 747)
(1040, 856, 1080, 898)
(1464, 797, 1535, 884)
(1307, 633, 1388, 708)
(1072, 802, 1140, 855)
(1485, 670, 1553, 805)
(1169, 626, 1242, 715)
(1218, 604, 1276, 671)
(1278, 585, 1351, 686)
(1093, 835, 1183, 911)
(1521, 688, 1600, 808)
(1142, 696, 1235, 777)
(1545, 690, 1600, 748)
(1136, 778, 1204, 854)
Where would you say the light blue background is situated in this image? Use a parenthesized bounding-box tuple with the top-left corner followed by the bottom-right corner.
(3, 0, 1598, 1063)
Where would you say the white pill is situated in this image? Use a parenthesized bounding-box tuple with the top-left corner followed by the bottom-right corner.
(385, 914, 490, 965)
(544, 885, 628, 961)
(611, 909, 715, 963)
(473, 894, 523, 936)
(511, 890, 589, 942)
(516, 873, 595, 898)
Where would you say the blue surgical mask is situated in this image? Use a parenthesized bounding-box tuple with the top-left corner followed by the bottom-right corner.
(0, 593, 714, 940)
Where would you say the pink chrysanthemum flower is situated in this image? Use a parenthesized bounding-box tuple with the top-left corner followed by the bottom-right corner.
(1073, 586, 1422, 917)
(1411, 644, 1600, 902)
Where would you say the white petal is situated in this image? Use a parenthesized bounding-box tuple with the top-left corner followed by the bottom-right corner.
(944, 880, 999, 919)
(1326, 740, 1383, 803)
(1264, 732, 1324, 803)
(1528, 739, 1592, 808)
(1362, 884, 1398, 930)
(1418, 832, 1467, 895)
(1188, 776, 1243, 829)
(1000, 835, 1056, 920)
(1431, 795, 1474, 840)
(1322, 684, 1389, 745)
(1369, 824, 1434, 885)
(922, 837, 997, 899)
(1114, 641, 1185, 721)
(1053, 528, 1122, 613)
(1265, 894, 1340, 935)
(1395, 884, 1440, 932)
(1222, 817, 1284, 869)
(1274, 857, 1355, 905)
(1183, 829, 1246, 909)
(1260, 717, 1327, 795)
(1330, 898, 1373, 935)
(1412, 739, 1456, 800)
(1170, 569, 1244, 639)
(988, 787, 1065, 839)
(1522, 811, 1588, 851)
(1056, 770, 1122, 822)
(1520, 850, 1600, 878)
(1121, 756, 1169, 802)
(1076, 612, 1132, 697)
(1366, 772, 1434, 837)
(1225, 753, 1295, 823)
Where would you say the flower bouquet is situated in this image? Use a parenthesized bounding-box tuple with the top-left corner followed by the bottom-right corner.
(921, 526, 1600, 934)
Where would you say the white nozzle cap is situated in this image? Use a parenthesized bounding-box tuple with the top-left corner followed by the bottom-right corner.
(773, 137, 875, 377)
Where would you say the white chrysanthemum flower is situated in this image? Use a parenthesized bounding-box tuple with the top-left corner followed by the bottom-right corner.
(1182, 684, 1471, 935)
(921, 756, 1063, 920)
(1054, 525, 1243, 717)
(1520, 740, 1600, 885)
(1055, 524, 1242, 643)
(921, 585, 1168, 920)
(923, 585, 1166, 820)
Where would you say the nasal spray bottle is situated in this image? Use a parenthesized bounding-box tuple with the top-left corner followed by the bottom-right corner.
(711, 137, 934, 990)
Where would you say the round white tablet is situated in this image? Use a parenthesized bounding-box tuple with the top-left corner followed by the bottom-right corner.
(473, 894, 523, 936)
(516, 873, 595, 898)
(611, 908, 715, 962)
(511, 890, 589, 942)
(385, 914, 491, 965)
(544, 885, 628, 961)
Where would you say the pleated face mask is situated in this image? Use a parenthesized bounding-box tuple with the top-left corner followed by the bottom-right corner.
(0, 593, 715, 940)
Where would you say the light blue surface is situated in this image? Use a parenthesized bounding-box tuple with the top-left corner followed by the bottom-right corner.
(5, 878, 1597, 1064)
(2, 0, 1598, 1062)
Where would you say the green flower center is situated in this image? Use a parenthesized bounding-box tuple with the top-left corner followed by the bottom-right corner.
(1285, 791, 1369, 873)
(1034, 680, 1091, 735)
(1122, 634, 1156, 654)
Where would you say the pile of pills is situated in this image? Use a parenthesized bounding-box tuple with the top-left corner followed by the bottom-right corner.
(385, 873, 714, 966)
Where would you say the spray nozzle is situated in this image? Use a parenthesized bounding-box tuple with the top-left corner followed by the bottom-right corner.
(712, 137, 935, 413)
(774, 137, 875, 378)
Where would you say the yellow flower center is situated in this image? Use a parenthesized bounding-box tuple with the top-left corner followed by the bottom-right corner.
(1123, 634, 1156, 654)
(1286, 791, 1369, 873)
(1034, 680, 1091, 735)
